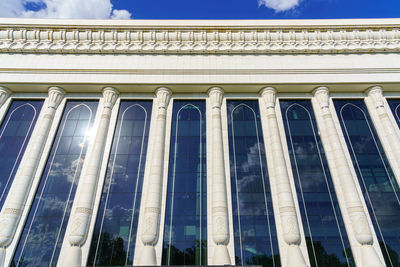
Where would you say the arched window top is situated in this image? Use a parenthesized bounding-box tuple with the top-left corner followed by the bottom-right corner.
(285, 103, 312, 121)
(121, 103, 148, 121)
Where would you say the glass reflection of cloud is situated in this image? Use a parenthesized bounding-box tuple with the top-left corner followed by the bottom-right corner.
(0, 101, 42, 210)
(13, 102, 96, 267)
(228, 101, 278, 267)
(284, 101, 354, 267)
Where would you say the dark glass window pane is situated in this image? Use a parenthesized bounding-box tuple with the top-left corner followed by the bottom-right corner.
(87, 101, 152, 266)
(335, 99, 400, 267)
(227, 100, 280, 267)
(162, 101, 207, 265)
(0, 100, 43, 211)
(12, 101, 98, 267)
(280, 100, 355, 267)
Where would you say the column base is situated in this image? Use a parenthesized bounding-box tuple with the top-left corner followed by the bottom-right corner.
(138, 245, 157, 266)
(60, 245, 81, 267)
(213, 244, 231, 265)
(361, 245, 384, 267)
(286, 245, 308, 267)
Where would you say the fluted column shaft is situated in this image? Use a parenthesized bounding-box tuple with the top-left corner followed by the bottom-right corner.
(0, 87, 65, 266)
(208, 87, 231, 265)
(260, 87, 307, 267)
(139, 87, 171, 266)
(313, 86, 383, 267)
(366, 86, 400, 184)
(62, 87, 119, 267)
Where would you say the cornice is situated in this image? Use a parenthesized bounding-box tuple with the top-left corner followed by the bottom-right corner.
(0, 19, 400, 54)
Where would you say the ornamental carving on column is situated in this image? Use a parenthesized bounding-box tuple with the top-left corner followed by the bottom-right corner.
(0, 86, 11, 108)
(48, 87, 65, 109)
(208, 87, 224, 108)
(260, 87, 276, 109)
(366, 86, 384, 108)
(102, 87, 119, 109)
(155, 87, 172, 109)
(313, 86, 330, 109)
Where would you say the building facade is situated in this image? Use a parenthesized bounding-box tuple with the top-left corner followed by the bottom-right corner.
(0, 18, 399, 267)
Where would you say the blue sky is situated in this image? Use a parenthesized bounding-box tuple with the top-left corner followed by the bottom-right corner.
(0, 0, 399, 20)
(115, 0, 400, 19)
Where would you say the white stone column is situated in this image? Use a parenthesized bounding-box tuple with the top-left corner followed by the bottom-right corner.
(61, 87, 119, 267)
(208, 87, 231, 265)
(139, 87, 172, 266)
(0, 86, 65, 266)
(260, 87, 308, 267)
(313, 86, 384, 267)
(0, 87, 11, 108)
(366, 86, 400, 185)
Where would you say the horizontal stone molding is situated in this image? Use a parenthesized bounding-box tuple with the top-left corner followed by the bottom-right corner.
(0, 20, 400, 54)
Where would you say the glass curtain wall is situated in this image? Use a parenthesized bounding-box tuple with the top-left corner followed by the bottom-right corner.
(280, 100, 354, 267)
(162, 100, 207, 265)
(334, 99, 400, 267)
(87, 101, 152, 266)
(12, 101, 98, 267)
(227, 100, 280, 267)
(0, 100, 43, 211)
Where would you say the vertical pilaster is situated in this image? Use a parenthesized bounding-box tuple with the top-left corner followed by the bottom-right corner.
(0, 87, 11, 108)
(0, 86, 65, 266)
(61, 87, 119, 267)
(365, 86, 400, 185)
(313, 86, 384, 267)
(139, 87, 172, 266)
(260, 87, 308, 267)
(208, 87, 231, 265)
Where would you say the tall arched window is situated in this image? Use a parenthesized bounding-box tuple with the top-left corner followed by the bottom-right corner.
(227, 100, 280, 267)
(12, 101, 98, 267)
(280, 100, 354, 267)
(87, 101, 152, 266)
(162, 100, 207, 265)
(0, 100, 43, 211)
(335, 99, 400, 267)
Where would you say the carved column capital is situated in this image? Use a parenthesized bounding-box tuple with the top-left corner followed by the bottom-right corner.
(0, 86, 11, 108)
(155, 87, 172, 109)
(365, 86, 384, 108)
(259, 86, 277, 109)
(48, 87, 65, 109)
(102, 87, 119, 109)
(313, 86, 330, 109)
(208, 87, 224, 109)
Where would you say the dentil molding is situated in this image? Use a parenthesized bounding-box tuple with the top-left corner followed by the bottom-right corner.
(0, 19, 400, 54)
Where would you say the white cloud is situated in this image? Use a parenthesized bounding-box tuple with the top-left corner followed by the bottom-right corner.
(0, 0, 132, 19)
(258, 0, 300, 12)
(111, 9, 131, 20)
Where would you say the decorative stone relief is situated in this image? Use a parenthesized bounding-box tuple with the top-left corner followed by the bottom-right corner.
(1, 25, 399, 54)
(102, 87, 119, 109)
(366, 86, 385, 108)
(47, 87, 65, 109)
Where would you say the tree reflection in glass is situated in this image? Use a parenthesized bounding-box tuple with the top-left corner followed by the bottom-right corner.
(162, 100, 207, 265)
(12, 101, 98, 267)
(281, 100, 354, 267)
(88, 101, 152, 266)
(0, 100, 43, 211)
(227, 100, 280, 267)
(335, 99, 400, 267)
